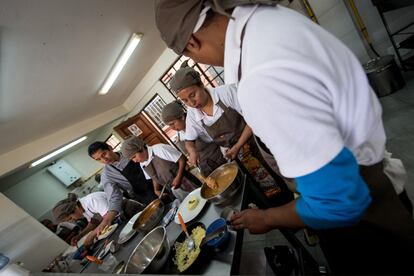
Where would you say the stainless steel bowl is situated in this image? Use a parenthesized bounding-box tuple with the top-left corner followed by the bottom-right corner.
(133, 199, 165, 234)
(200, 161, 242, 205)
(124, 226, 170, 274)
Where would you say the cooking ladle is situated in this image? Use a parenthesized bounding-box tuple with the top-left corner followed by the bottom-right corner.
(158, 183, 168, 200)
(177, 213, 195, 251)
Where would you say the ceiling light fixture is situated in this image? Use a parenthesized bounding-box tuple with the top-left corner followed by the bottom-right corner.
(98, 33, 142, 95)
(30, 136, 88, 167)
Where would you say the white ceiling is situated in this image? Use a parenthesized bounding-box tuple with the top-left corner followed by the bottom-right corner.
(0, 0, 166, 156)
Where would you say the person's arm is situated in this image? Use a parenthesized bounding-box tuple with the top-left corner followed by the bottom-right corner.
(152, 180, 162, 197)
(172, 155, 186, 189)
(231, 148, 372, 233)
(94, 211, 118, 235)
(70, 219, 100, 246)
(185, 140, 199, 166)
(225, 125, 253, 160)
(231, 200, 304, 233)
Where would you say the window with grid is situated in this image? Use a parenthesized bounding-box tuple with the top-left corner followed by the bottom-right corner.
(160, 56, 225, 96)
(105, 134, 121, 152)
(143, 94, 168, 129)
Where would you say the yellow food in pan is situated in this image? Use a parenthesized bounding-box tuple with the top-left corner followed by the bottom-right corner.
(173, 226, 206, 272)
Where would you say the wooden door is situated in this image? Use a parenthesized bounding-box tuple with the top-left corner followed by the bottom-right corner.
(113, 112, 169, 146)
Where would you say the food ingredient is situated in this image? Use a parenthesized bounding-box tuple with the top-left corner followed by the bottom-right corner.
(204, 165, 238, 198)
(205, 177, 218, 190)
(174, 226, 206, 272)
(187, 196, 199, 211)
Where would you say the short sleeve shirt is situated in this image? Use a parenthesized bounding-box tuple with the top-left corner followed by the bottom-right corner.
(185, 83, 242, 141)
(140, 144, 182, 180)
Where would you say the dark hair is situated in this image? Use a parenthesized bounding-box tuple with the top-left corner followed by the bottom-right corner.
(88, 141, 110, 157)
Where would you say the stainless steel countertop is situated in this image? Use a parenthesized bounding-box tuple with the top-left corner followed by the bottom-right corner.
(67, 174, 246, 275)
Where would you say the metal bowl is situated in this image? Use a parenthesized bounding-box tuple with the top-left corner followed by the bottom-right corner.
(133, 199, 165, 234)
(200, 161, 242, 205)
(124, 226, 170, 274)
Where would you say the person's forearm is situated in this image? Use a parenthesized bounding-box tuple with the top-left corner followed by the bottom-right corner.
(185, 141, 196, 155)
(102, 210, 118, 225)
(79, 222, 98, 237)
(153, 180, 161, 193)
(263, 200, 306, 229)
(235, 125, 253, 148)
(176, 156, 186, 178)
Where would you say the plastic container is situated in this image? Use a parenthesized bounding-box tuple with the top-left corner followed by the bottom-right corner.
(205, 218, 230, 251)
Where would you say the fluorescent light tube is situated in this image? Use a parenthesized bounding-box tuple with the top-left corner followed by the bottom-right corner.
(99, 33, 142, 95)
(30, 136, 88, 167)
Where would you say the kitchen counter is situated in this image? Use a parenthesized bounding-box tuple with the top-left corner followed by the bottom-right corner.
(65, 173, 248, 275)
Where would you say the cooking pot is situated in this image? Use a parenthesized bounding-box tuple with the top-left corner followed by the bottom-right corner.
(200, 161, 243, 205)
(133, 199, 165, 234)
(364, 55, 405, 97)
(124, 226, 170, 274)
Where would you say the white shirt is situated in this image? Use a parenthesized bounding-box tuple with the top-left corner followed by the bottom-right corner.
(140, 144, 182, 180)
(224, 5, 386, 178)
(185, 84, 242, 141)
(79, 192, 109, 222)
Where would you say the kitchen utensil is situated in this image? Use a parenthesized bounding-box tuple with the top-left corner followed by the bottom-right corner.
(203, 218, 230, 251)
(159, 182, 168, 199)
(177, 213, 195, 251)
(124, 226, 170, 274)
(118, 211, 142, 244)
(201, 224, 227, 247)
(133, 199, 165, 234)
(174, 188, 207, 224)
(110, 240, 120, 253)
(168, 221, 212, 274)
(97, 240, 112, 260)
(200, 161, 243, 205)
(86, 255, 103, 265)
(364, 55, 405, 97)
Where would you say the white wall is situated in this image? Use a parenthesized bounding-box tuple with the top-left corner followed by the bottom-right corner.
(308, 0, 370, 62)
(123, 48, 178, 116)
(2, 118, 123, 219)
(0, 193, 67, 272)
(353, 1, 414, 57)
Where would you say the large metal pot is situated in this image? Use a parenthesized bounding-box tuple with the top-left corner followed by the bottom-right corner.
(364, 55, 405, 97)
(133, 199, 165, 234)
(200, 161, 243, 205)
(124, 226, 170, 274)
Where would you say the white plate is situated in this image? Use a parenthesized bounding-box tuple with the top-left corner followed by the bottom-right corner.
(118, 212, 142, 244)
(174, 188, 207, 224)
(97, 223, 118, 240)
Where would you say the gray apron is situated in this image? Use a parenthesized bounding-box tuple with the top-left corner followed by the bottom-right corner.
(201, 100, 245, 148)
(143, 155, 198, 202)
(177, 132, 226, 176)
(237, 10, 414, 274)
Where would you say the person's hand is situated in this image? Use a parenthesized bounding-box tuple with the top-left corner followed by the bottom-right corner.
(225, 145, 241, 160)
(70, 235, 80, 246)
(95, 221, 110, 237)
(171, 176, 182, 189)
(188, 151, 199, 166)
(83, 233, 96, 247)
(230, 209, 271, 234)
(154, 190, 161, 197)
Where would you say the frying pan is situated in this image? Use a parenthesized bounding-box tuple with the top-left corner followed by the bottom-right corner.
(166, 222, 213, 274)
(132, 198, 165, 234)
